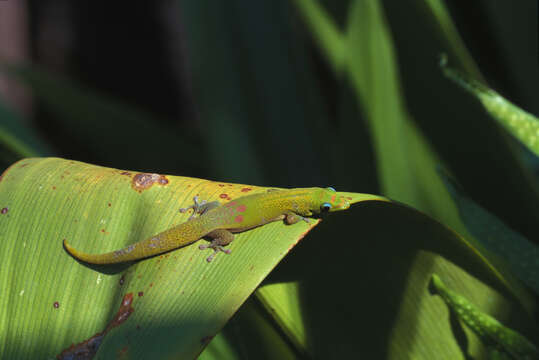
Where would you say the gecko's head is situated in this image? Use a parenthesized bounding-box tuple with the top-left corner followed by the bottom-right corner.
(312, 187, 350, 214)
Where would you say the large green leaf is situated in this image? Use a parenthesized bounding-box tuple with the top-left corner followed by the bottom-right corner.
(0, 157, 385, 359)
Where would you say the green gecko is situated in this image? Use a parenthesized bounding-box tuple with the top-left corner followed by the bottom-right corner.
(64, 187, 350, 264)
(430, 274, 539, 360)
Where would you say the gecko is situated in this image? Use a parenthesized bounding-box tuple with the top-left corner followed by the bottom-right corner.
(63, 187, 351, 264)
(430, 274, 539, 360)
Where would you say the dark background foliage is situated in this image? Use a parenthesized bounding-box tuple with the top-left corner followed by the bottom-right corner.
(3, 0, 536, 235)
(0, 1, 538, 358)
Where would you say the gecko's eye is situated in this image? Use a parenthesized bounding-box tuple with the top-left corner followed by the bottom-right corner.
(320, 202, 332, 213)
(326, 187, 336, 192)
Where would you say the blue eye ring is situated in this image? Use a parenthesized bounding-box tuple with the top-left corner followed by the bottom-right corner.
(320, 202, 332, 212)
(326, 187, 336, 192)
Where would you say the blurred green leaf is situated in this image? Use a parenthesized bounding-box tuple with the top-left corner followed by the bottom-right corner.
(431, 273, 539, 359)
(294, 0, 346, 74)
(440, 170, 539, 296)
(178, 1, 330, 186)
(441, 56, 539, 159)
(417, 0, 484, 80)
(0, 99, 50, 160)
(1, 63, 202, 172)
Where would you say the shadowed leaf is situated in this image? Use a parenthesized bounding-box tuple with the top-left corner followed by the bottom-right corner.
(0, 157, 384, 359)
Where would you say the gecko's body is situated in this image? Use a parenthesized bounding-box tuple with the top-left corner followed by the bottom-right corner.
(63, 187, 350, 264)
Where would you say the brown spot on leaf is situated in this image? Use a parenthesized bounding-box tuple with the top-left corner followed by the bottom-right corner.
(138, 291, 144, 297)
(108, 203, 111, 207)
(57, 293, 135, 360)
(1, 207, 8, 214)
(119, 275, 125, 286)
(53, 301, 60, 309)
(57, 332, 105, 360)
(117, 346, 129, 358)
(109, 293, 135, 328)
(131, 173, 169, 193)
(52, 186, 57, 190)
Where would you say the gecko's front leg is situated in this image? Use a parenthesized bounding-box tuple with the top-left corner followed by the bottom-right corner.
(180, 196, 220, 220)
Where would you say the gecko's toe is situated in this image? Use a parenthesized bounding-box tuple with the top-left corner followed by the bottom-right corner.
(200, 242, 231, 262)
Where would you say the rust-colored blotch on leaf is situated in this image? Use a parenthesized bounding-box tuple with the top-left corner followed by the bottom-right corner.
(57, 293, 135, 359)
(131, 173, 169, 193)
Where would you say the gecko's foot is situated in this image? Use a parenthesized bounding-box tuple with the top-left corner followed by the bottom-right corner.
(199, 242, 231, 262)
(179, 196, 208, 220)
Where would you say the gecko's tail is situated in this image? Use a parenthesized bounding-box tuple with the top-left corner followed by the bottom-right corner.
(63, 238, 138, 265)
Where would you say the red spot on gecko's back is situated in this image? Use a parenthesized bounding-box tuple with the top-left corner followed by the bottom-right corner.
(331, 195, 336, 202)
(235, 215, 244, 223)
(219, 193, 228, 199)
(131, 173, 169, 193)
(241, 187, 252, 192)
(224, 201, 236, 207)
(236, 204, 246, 212)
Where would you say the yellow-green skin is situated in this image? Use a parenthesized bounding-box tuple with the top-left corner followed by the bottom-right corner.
(64, 187, 350, 264)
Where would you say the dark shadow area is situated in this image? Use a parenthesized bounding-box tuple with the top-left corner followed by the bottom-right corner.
(264, 200, 536, 358)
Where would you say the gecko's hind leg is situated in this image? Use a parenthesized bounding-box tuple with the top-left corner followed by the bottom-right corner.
(199, 229, 234, 262)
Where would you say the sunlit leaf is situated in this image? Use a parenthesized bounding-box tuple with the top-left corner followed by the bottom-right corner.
(0, 157, 385, 359)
